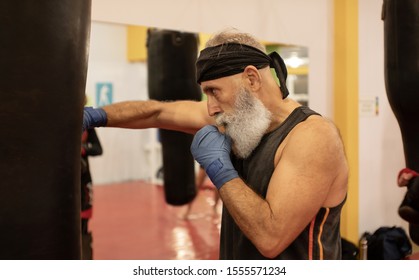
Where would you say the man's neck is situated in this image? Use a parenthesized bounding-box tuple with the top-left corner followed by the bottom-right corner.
(266, 98, 302, 133)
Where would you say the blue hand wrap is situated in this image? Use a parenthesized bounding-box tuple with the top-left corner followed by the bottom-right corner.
(83, 107, 107, 131)
(190, 125, 239, 189)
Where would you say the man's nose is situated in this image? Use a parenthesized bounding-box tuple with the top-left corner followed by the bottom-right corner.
(207, 96, 221, 117)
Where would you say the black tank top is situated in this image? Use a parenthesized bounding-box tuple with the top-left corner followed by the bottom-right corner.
(219, 106, 345, 259)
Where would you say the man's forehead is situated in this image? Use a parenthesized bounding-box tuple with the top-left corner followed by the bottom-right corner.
(201, 80, 218, 88)
(201, 78, 221, 90)
(200, 73, 241, 87)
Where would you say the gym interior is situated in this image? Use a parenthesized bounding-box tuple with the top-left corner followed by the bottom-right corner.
(1, 0, 418, 261)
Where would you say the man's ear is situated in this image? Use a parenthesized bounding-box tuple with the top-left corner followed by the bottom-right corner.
(243, 65, 262, 90)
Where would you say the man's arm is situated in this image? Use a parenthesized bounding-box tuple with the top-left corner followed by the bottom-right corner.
(218, 118, 348, 258)
(85, 99, 213, 134)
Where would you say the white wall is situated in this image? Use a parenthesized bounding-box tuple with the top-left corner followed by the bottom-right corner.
(358, 0, 407, 235)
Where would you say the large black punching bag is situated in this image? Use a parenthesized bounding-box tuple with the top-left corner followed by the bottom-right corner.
(383, 0, 419, 171)
(147, 29, 201, 205)
(382, 0, 419, 242)
(0, 1, 91, 259)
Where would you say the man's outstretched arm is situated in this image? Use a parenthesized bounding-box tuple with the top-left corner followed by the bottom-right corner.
(83, 99, 213, 134)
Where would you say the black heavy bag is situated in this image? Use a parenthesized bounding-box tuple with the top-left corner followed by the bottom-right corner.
(382, 0, 419, 171)
(147, 29, 202, 205)
(0, 1, 91, 259)
(383, 0, 419, 235)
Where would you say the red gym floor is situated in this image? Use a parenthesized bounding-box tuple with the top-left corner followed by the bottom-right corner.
(89, 180, 221, 260)
(88, 180, 419, 260)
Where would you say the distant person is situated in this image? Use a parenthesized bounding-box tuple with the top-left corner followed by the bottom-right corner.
(81, 97, 103, 259)
(184, 166, 220, 219)
(397, 168, 419, 245)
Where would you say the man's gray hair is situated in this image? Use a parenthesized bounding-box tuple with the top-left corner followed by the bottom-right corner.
(205, 28, 266, 52)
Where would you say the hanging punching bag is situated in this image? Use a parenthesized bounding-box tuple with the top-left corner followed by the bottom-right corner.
(383, 0, 419, 170)
(147, 29, 201, 205)
(382, 0, 419, 239)
(0, 1, 91, 259)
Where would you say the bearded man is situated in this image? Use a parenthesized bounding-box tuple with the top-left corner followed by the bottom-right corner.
(83, 29, 348, 260)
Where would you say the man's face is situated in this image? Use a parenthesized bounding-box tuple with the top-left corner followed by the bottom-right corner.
(215, 86, 272, 159)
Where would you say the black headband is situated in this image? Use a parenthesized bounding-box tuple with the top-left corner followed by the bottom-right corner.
(196, 43, 289, 99)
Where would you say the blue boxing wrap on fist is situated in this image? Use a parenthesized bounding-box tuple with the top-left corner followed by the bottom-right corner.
(191, 125, 239, 189)
(83, 107, 108, 131)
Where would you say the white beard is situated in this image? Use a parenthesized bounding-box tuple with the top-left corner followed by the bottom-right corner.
(215, 87, 272, 159)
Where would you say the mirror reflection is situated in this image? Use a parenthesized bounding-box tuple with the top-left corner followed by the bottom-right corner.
(85, 22, 309, 260)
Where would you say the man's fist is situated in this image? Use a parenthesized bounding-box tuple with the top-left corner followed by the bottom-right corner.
(83, 107, 107, 131)
(190, 125, 238, 189)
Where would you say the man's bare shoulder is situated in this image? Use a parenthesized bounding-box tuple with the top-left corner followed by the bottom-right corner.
(292, 115, 344, 149)
(282, 115, 347, 170)
(278, 114, 348, 207)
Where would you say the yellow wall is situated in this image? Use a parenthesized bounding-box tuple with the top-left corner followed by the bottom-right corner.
(126, 25, 148, 62)
(334, 0, 359, 244)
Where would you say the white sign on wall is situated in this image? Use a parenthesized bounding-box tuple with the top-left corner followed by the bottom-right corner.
(96, 82, 113, 107)
(359, 96, 379, 117)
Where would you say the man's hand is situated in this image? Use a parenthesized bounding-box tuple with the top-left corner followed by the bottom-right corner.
(83, 107, 107, 131)
(190, 125, 238, 189)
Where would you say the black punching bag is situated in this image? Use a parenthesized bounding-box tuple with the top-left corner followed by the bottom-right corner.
(382, 0, 419, 242)
(147, 29, 201, 205)
(0, 1, 91, 259)
(383, 0, 419, 171)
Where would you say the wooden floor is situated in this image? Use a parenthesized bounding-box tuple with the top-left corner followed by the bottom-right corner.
(89, 180, 221, 260)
